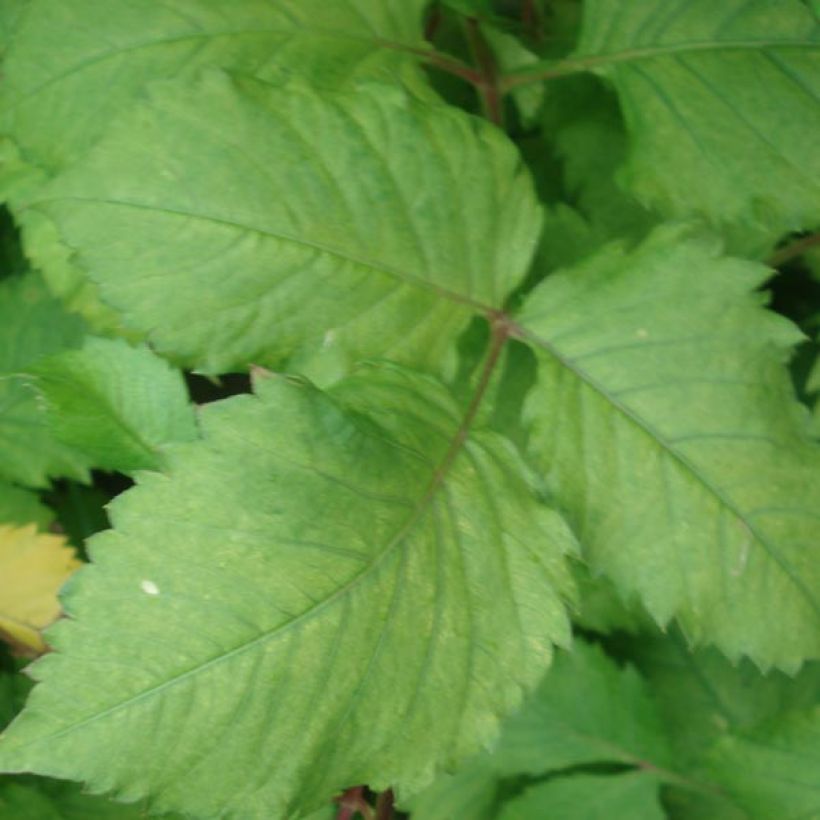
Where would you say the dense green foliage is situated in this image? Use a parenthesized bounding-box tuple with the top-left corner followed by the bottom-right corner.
(0, 1, 818, 818)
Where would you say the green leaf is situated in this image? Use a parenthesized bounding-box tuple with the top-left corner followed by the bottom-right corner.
(703, 707, 820, 818)
(0, 0, 430, 183)
(488, 641, 670, 776)
(498, 772, 664, 820)
(628, 632, 820, 768)
(0, 272, 89, 487)
(570, 0, 820, 234)
(0, 483, 52, 530)
(32, 337, 198, 473)
(541, 75, 656, 245)
(0, 364, 575, 818)
(518, 223, 820, 670)
(570, 563, 650, 635)
(0, 776, 182, 819)
(0, 0, 28, 56)
(402, 761, 498, 820)
(408, 639, 673, 817)
(28, 74, 540, 374)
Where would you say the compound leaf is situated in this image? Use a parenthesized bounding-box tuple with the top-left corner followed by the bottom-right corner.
(32, 337, 198, 473)
(518, 223, 820, 670)
(27, 74, 540, 374)
(571, 0, 820, 234)
(0, 524, 80, 655)
(0, 364, 574, 818)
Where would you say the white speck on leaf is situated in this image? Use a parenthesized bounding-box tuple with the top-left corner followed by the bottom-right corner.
(636, 328, 649, 339)
(323, 329, 336, 348)
(141, 580, 160, 596)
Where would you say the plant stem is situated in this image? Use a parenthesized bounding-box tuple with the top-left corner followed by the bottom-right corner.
(521, 0, 543, 44)
(374, 38, 484, 86)
(375, 789, 395, 820)
(463, 18, 505, 126)
(767, 231, 820, 268)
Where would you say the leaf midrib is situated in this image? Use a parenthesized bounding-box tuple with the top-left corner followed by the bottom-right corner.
(503, 38, 818, 88)
(514, 322, 820, 622)
(31, 197, 495, 313)
(3, 346, 502, 749)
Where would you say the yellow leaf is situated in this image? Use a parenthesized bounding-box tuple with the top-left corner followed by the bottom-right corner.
(0, 524, 81, 655)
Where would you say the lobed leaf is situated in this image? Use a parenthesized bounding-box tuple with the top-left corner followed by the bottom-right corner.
(0, 364, 575, 818)
(518, 223, 820, 670)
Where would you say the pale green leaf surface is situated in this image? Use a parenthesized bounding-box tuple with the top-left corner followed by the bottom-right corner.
(0, 0, 430, 181)
(573, 0, 820, 234)
(0, 0, 28, 56)
(0, 484, 51, 530)
(32, 337, 198, 473)
(489, 640, 670, 776)
(0, 364, 575, 818)
(0, 273, 89, 486)
(703, 707, 820, 818)
(29, 73, 540, 374)
(519, 224, 820, 669)
(498, 772, 664, 820)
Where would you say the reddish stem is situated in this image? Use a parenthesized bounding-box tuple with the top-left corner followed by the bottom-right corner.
(463, 18, 505, 126)
(336, 786, 373, 820)
(375, 789, 395, 820)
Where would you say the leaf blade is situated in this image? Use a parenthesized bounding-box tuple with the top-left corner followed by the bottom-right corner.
(31, 74, 540, 373)
(0, 364, 574, 818)
(518, 224, 820, 669)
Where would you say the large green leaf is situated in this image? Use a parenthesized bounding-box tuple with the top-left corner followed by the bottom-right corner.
(25, 74, 540, 374)
(548, 0, 820, 234)
(32, 337, 198, 473)
(517, 224, 820, 670)
(498, 772, 665, 820)
(0, 364, 575, 818)
(0, 0, 430, 182)
(0, 0, 433, 332)
(0, 272, 89, 486)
